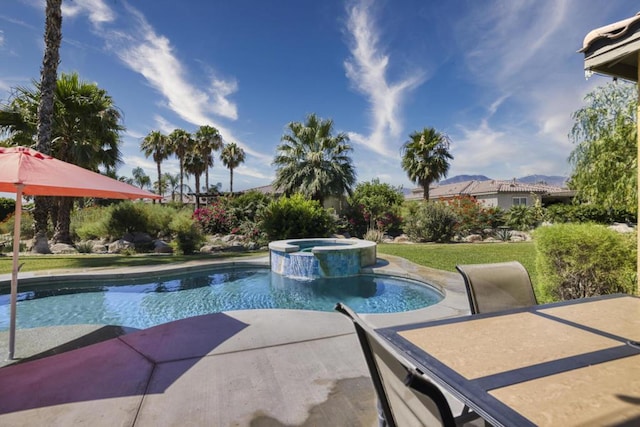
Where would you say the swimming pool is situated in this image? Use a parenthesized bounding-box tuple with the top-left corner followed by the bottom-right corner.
(0, 268, 442, 331)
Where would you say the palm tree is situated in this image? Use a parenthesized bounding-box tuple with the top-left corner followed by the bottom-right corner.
(401, 127, 453, 200)
(132, 167, 151, 189)
(194, 125, 222, 192)
(168, 128, 192, 202)
(141, 130, 170, 201)
(0, 72, 124, 244)
(220, 142, 246, 194)
(33, 0, 62, 253)
(163, 172, 180, 202)
(273, 113, 356, 205)
(184, 151, 208, 208)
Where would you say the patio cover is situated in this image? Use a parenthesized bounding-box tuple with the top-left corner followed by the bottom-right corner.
(580, 12, 640, 81)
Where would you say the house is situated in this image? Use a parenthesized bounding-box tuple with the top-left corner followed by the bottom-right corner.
(406, 179, 575, 211)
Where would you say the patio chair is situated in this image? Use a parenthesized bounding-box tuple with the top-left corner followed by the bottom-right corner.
(455, 261, 537, 315)
(335, 303, 480, 427)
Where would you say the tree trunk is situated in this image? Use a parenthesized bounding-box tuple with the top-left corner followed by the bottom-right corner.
(179, 161, 184, 202)
(422, 180, 430, 200)
(32, 0, 62, 254)
(53, 197, 74, 244)
(155, 161, 162, 204)
(229, 168, 234, 194)
(195, 175, 201, 209)
(205, 169, 209, 193)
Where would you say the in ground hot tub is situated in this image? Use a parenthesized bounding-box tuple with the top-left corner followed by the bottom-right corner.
(269, 238, 377, 279)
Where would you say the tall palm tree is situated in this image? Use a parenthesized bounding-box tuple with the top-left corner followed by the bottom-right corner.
(194, 125, 222, 192)
(183, 151, 208, 208)
(141, 130, 170, 201)
(220, 142, 246, 194)
(33, 0, 63, 253)
(273, 113, 356, 205)
(168, 128, 191, 202)
(401, 127, 453, 200)
(0, 72, 124, 244)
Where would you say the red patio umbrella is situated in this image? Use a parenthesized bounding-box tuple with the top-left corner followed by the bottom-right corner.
(0, 146, 162, 359)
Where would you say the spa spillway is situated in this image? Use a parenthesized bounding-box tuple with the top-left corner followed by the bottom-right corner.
(269, 238, 377, 279)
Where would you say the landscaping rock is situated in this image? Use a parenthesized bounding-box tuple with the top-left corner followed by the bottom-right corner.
(154, 240, 173, 254)
(108, 239, 134, 254)
(92, 243, 108, 254)
(609, 223, 635, 233)
(50, 243, 78, 254)
(393, 234, 410, 243)
(463, 234, 483, 243)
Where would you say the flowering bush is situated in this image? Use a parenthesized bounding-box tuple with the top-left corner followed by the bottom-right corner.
(445, 195, 504, 236)
(193, 199, 236, 235)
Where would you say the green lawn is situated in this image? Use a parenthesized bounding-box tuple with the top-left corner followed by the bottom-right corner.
(0, 242, 538, 286)
(378, 242, 538, 285)
(0, 252, 267, 275)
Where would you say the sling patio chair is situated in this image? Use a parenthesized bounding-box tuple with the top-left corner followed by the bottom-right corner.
(335, 303, 481, 427)
(455, 261, 538, 315)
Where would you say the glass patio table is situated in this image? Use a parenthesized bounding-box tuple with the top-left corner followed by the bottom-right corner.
(377, 294, 640, 427)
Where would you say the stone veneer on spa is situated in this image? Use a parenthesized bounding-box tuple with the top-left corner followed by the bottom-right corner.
(268, 238, 377, 279)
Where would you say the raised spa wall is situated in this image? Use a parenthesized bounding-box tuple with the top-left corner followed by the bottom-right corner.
(268, 238, 377, 279)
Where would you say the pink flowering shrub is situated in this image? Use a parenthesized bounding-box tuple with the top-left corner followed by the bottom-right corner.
(193, 199, 236, 234)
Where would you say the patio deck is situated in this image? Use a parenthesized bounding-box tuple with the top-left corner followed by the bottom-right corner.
(0, 254, 472, 426)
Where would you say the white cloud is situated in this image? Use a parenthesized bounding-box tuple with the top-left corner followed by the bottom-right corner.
(344, 0, 425, 157)
(62, 0, 115, 26)
(0, 30, 4, 47)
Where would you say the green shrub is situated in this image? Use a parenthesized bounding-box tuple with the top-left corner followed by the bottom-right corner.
(229, 191, 271, 223)
(75, 241, 94, 254)
(543, 203, 636, 224)
(403, 201, 457, 243)
(0, 198, 16, 222)
(259, 194, 335, 240)
(169, 210, 204, 255)
(71, 206, 110, 240)
(0, 211, 36, 239)
(505, 205, 540, 231)
(107, 202, 150, 238)
(534, 223, 637, 302)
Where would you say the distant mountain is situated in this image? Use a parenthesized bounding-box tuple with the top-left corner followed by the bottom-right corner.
(438, 174, 568, 188)
(439, 175, 491, 185)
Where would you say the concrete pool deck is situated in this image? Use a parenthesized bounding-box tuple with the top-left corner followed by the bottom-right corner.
(0, 254, 472, 426)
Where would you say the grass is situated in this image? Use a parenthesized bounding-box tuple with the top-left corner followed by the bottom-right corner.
(0, 242, 538, 287)
(0, 251, 268, 275)
(378, 242, 538, 285)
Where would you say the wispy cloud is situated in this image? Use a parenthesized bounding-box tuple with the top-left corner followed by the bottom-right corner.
(63, 0, 272, 173)
(103, 4, 238, 124)
(344, 0, 425, 157)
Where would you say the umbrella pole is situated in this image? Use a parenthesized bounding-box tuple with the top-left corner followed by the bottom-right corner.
(8, 185, 23, 360)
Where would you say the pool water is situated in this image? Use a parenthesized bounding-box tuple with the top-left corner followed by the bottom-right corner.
(0, 268, 442, 331)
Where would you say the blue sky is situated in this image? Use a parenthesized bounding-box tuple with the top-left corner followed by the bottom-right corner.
(0, 0, 634, 192)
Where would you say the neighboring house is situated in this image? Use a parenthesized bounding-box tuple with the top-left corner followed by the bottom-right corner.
(406, 179, 575, 210)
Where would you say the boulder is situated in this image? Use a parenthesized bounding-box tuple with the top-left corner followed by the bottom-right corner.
(154, 240, 173, 254)
(108, 239, 134, 254)
(463, 234, 483, 243)
(609, 223, 635, 233)
(50, 243, 78, 254)
(393, 234, 410, 243)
